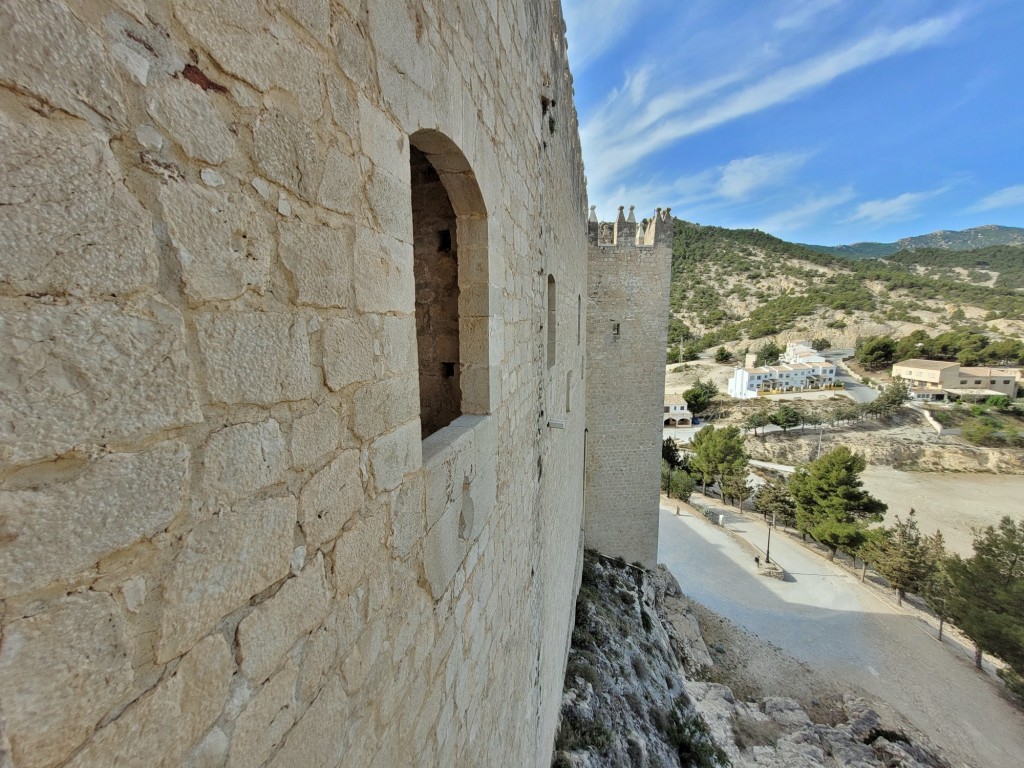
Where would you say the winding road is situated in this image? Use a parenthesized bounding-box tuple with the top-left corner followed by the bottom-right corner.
(659, 504, 1024, 768)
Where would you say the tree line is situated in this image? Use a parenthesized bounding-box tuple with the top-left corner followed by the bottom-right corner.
(664, 430, 1024, 698)
(755, 449, 1024, 697)
(856, 329, 1024, 370)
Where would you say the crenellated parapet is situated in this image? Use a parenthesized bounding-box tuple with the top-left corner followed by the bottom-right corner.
(587, 205, 674, 247)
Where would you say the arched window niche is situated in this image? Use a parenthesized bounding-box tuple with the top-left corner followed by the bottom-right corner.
(547, 274, 556, 367)
(409, 130, 498, 600)
(409, 130, 491, 439)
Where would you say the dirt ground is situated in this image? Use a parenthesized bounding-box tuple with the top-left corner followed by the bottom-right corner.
(860, 465, 1024, 556)
(664, 358, 737, 396)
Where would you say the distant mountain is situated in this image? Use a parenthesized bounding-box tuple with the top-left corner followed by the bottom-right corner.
(668, 220, 1024, 355)
(802, 225, 1024, 258)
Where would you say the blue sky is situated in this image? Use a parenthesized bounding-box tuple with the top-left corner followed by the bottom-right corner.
(563, 0, 1024, 245)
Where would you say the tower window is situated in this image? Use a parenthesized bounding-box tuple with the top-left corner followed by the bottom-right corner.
(409, 130, 490, 440)
(547, 275, 556, 367)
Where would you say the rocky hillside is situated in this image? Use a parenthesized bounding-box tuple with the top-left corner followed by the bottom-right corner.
(553, 552, 951, 767)
(670, 222, 1024, 353)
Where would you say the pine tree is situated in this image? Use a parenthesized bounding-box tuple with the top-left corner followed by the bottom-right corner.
(753, 477, 796, 527)
(771, 403, 802, 432)
(920, 532, 955, 641)
(947, 516, 1024, 670)
(669, 470, 695, 503)
(788, 447, 887, 560)
(743, 409, 772, 439)
(691, 425, 747, 498)
(860, 509, 934, 606)
(721, 473, 752, 511)
(662, 437, 682, 469)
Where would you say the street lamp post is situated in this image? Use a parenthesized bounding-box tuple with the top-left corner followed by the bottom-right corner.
(766, 512, 775, 564)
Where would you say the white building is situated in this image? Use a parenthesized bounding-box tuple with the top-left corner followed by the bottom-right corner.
(781, 340, 828, 365)
(663, 398, 693, 426)
(727, 361, 837, 399)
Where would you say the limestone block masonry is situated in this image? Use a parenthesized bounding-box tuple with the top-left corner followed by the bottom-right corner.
(584, 206, 674, 569)
(0, 1, 591, 766)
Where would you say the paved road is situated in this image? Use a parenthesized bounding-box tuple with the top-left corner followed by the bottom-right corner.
(659, 505, 1024, 768)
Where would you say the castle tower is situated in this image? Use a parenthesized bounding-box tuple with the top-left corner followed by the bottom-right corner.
(585, 206, 673, 568)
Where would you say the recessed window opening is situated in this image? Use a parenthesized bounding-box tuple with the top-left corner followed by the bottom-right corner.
(412, 146, 461, 437)
(409, 131, 490, 440)
(547, 275, 556, 367)
(611, 321, 620, 338)
(577, 295, 581, 345)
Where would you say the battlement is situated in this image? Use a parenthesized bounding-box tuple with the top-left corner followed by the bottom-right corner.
(588, 204, 674, 248)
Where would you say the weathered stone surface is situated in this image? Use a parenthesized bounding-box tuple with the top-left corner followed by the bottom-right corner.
(358, 94, 407, 181)
(353, 229, 415, 313)
(298, 450, 362, 551)
(196, 312, 311, 404)
(227, 662, 298, 768)
(203, 419, 286, 503)
(160, 182, 272, 301)
(158, 498, 295, 661)
(334, 504, 387, 597)
(266, 676, 351, 768)
(423, 500, 466, 599)
(0, 2, 595, 766)
(369, 420, 420, 492)
(238, 553, 331, 683)
(382, 315, 417, 376)
(322, 317, 375, 391)
(318, 146, 363, 215)
(351, 376, 419, 439)
(297, 612, 343, 704)
(391, 474, 426, 559)
(0, 299, 202, 464)
(66, 635, 232, 768)
(174, 1, 322, 118)
(147, 77, 237, 163)
(279, 220, 354, 308)
(290, 402, 339, 468)
(0, 1, 126, 125)
(0, 442, 189, 595)
(332, 11, 373, 86)
(0, 592, 133, 768)
(274, 0, 330, 45)
(253, 110, 320, 200)
(0, 110, 158, 297)
(182, 727, 229, 768)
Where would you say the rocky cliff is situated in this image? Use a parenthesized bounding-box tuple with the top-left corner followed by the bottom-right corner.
(553, 553, 951, 768)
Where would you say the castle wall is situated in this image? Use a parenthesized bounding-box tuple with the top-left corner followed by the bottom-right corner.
(584, 208, 673, 569)
(0, 2, 588, 766)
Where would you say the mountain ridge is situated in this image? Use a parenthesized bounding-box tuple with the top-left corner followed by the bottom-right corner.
(668, 220, 1024, 356)
(801, 224, 1024, 258)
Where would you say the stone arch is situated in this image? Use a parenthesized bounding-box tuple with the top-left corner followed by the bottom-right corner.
(409, 130, 490, 439)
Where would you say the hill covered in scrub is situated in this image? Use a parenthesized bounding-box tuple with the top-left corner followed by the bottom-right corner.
(668, 222, 1024, 355)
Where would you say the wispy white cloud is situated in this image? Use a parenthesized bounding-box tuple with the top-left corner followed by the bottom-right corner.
(968, 184, 1024, 212)
(847, 186, 950, 224)
(756, 187, 857, 234)
(716, 152, 814, 200)
(582, 12, 963, 195)
(775, 0, 842, 31)
(564, 0, 645, 73)
(590, 151, 813, 222)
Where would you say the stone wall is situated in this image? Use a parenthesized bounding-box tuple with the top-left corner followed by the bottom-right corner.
(584, 207, 673, 569)
(0, 1, 588, 766)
